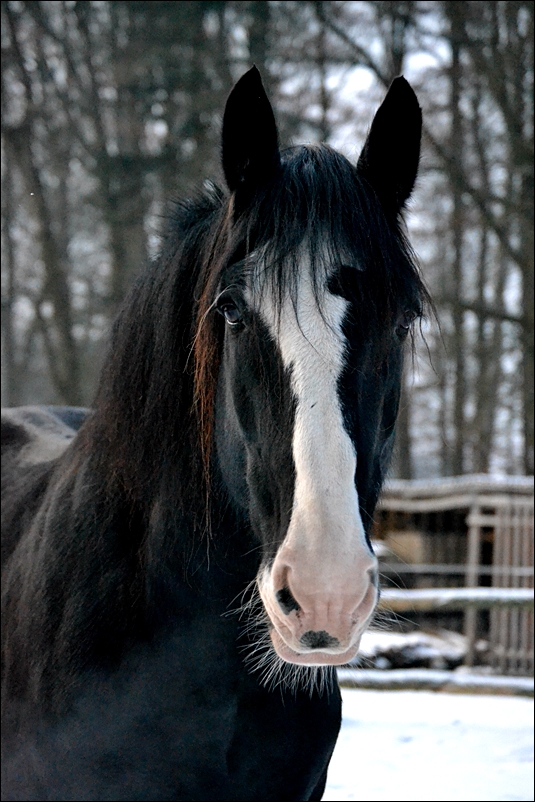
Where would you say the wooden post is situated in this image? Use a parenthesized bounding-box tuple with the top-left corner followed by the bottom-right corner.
(464, 503, 481, 666)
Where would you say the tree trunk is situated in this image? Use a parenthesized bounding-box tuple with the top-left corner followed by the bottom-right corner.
(448, 5, 466, 476)
(1, 156, 22, 406)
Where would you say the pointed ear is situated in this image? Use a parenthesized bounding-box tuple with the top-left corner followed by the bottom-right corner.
(357, 76, 422, 214)
(222, 66, 281, 194)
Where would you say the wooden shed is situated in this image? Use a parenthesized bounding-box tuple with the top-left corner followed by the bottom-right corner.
(373, 475, 534, 676)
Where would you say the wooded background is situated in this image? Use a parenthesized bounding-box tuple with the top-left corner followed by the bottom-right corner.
(1, 1, 533, 479)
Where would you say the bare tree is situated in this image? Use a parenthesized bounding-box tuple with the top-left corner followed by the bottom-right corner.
(2, 1, 532, 478)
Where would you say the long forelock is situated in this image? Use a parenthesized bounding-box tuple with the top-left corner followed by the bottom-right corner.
(242, 145, 425, 323)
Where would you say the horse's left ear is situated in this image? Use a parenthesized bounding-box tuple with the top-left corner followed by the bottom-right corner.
(357, 77, 422, 214)
(222, 66, 281, 195)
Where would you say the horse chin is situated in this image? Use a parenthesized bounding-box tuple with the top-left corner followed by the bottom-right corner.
(269, 629, 361, 667)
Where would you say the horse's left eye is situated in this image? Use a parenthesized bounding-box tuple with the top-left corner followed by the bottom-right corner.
(395, 310, 418, 339)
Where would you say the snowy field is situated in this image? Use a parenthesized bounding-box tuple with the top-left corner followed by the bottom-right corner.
(324, 688, 534, 802)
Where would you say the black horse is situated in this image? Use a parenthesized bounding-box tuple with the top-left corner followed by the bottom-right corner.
(1, 68, 426, 800)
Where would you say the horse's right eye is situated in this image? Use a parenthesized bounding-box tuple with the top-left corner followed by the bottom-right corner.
(217, 301, 242, 326)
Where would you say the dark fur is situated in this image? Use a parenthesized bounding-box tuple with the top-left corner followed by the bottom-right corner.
(2, 69, 426, 800)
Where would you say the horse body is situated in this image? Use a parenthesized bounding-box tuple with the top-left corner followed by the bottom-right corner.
(2, 68, 425, 800)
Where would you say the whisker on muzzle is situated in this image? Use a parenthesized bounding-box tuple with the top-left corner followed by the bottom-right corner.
(225, 583, 336, 697)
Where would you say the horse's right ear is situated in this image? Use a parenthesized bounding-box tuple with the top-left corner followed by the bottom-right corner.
(222, 66, 281, 195)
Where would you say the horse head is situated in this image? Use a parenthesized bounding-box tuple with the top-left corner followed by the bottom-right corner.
(198, 67, 424, 669)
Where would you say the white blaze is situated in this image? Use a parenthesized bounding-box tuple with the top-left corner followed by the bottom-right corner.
(252, 253, 370, 574)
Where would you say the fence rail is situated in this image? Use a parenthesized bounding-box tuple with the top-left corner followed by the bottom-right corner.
(337, 668, 534, 696)
(378, 587, 534, 612)
(380, 563, 534, 577)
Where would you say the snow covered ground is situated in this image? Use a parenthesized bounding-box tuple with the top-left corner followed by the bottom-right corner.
(324, 688, 534, 802)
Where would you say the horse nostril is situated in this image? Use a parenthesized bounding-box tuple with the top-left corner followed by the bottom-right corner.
(276, 586, 300, 615)
(300, 630, 340, 650)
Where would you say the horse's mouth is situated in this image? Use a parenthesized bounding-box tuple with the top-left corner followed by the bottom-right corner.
(269, 628, 361, 666)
